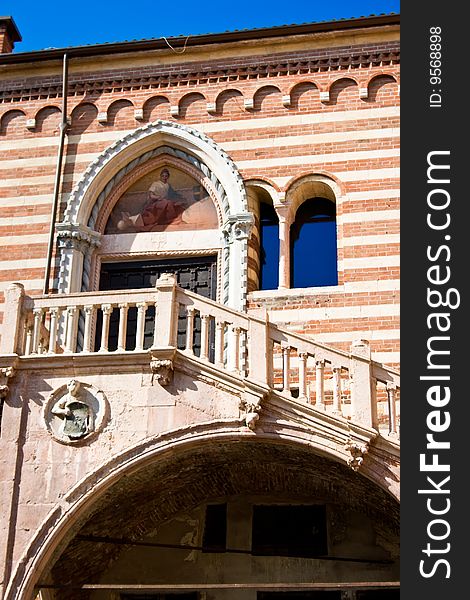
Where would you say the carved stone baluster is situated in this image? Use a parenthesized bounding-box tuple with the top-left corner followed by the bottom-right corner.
(227, 325, 241, 372)
(200, 314, 210, 361)
(24, 322, 33, 356)
(281, 344, 291, 394)
(135, 302, 147, 351)
(185, 307, 196, 354)
(82, 305, 95, 352)
(315, 359, 325, 409)
(298, 352, 308, 401)
(387, 383, 399, 438)
(117, 303, 129, 352)
(31, 308, 43, 354)
(214, 320, 225, 367)
(65, 307, 78, 353)
(48, 308, 60, 354)
(99, 304, 113, 353)
(332, 366, 342, 416)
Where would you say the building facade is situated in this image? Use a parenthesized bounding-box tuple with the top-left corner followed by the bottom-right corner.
(0, 14, 400, 600)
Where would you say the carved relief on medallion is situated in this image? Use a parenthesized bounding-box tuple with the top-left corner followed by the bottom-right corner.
(43, 379, 109, 445)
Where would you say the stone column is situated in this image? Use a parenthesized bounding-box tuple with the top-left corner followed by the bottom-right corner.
(315, 359, 325, 409)
(222, 213, 254, 310)
(56, 223, 101, 294)
(154, 273, 178, 348)
(298, 352, 308, 401)
(245, 187, 261, 293)
(387, 383, 399, 438)
(275, 204, 291, 289)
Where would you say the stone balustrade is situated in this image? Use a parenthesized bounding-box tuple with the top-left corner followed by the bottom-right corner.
(0, 277, 400, 438)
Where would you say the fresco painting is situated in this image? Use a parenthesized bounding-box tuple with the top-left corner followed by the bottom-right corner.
(105, 166, 218, 233)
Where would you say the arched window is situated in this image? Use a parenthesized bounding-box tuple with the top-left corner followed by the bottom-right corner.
(290, 197, 337, 288)
(259, 201, 279, 290)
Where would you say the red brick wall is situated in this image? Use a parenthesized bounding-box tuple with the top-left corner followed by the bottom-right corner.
(0, 35, 400, 366)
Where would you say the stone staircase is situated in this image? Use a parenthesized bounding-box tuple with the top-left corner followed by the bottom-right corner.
(0, 274, 400, 441)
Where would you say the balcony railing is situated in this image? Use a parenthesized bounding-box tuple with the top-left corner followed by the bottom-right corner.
(1, 275, 400, 437)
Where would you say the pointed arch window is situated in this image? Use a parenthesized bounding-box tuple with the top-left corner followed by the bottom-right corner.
(290, 197, 338, 288)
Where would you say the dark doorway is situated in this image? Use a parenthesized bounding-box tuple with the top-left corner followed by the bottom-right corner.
(95, 256, 217, 352)
(252, 505, 327, 558)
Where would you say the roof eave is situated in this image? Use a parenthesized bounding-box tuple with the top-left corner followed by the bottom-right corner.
(0, 13, 399, 64)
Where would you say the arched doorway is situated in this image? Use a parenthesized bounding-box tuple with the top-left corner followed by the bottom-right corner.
(56, 121, 254, 312)
(29, 437, 399, 600)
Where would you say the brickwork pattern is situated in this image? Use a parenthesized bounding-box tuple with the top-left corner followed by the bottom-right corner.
(0, 39, 400, 366)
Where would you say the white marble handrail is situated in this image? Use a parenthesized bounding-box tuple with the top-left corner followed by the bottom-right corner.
(1, 277, 400, 437)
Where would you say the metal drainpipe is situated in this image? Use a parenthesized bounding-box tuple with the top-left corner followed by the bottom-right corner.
(43, 52, 69, 294)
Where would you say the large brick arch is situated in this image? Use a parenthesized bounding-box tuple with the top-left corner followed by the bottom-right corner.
(6, 420, 399, 600)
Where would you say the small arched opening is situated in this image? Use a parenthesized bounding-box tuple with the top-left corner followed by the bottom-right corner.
(290, 197, 338, 288)
(23, 435, 399, 600)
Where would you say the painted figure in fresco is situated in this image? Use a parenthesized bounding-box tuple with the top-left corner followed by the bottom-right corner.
(51, 379, 92, 440)
(117, 168, 187, 232)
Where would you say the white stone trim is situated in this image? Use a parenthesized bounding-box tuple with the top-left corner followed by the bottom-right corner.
(248, 278, 400, 300)
(0, 233, 49, 245)
(341, 256, 400, 269)
(271, 170, 400, 187)
(0, 258, 49, 270)
(236, 148, 399, 170)
(341, 209, 400, 223)
(0, 214, 50, 226)
(0, 128, 399, 172)
(64, 120, 247, 224)
(0, 279, 44, 292)
(59, 120, 251, 311)
(311, 329, 400, 343)
(266, 303, 400, 323)
(219, 127, 399, 151)
(346, 188, 400, 200)
(341, 234, 400, 246)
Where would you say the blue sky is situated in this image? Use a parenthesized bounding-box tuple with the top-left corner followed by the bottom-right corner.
(3, 0, 399, 53)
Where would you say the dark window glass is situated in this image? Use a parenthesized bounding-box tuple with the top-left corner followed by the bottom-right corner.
(202, 503, 227, 552)
(252, 505, 327, 557)
(95, 256, 216, 353)
(259, 201, 279, 290)
(290, 198, 337, 288)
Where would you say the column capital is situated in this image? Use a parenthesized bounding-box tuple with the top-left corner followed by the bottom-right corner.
(222, 213, 255, 244)
(56, 222, 102, 254)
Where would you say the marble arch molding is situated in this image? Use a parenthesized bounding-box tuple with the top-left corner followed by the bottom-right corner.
(57, 120, 254, 310)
